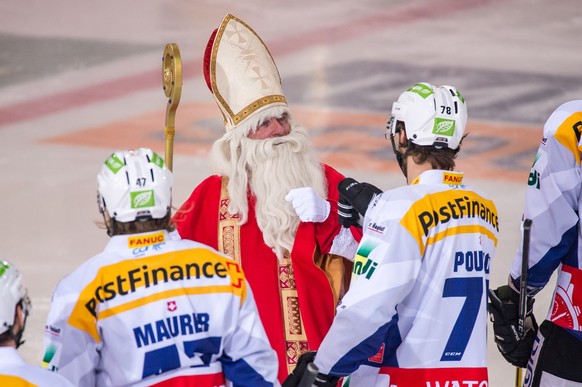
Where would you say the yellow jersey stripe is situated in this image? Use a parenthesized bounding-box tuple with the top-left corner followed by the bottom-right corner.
(99, 284, 244, 319)
(427, 225, 498, 251)
(555, 112, 582, 166)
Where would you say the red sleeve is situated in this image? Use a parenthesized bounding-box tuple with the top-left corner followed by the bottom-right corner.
(171, 175, 222, 250)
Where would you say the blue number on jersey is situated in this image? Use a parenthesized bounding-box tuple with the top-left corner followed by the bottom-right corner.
(441, 277, 483, 361)
(142, 336, 222, 378)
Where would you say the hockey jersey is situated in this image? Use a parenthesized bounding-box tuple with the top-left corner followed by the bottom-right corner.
(0, 347, 74, 387)
(43, 230, 279, 386)
(510, 100, 582, 339)
(314, 170, 499, 387)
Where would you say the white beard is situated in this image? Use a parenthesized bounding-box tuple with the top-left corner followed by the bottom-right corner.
(209, 124, 327, 260)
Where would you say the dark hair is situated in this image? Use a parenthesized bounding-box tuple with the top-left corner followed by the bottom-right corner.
(396, 121, 466, 171)
(107, 212, 175, 236)
(403, 142, 462, 170)
(0, 330, 12, 345)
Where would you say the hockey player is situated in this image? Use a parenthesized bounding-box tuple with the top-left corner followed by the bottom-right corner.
(0, 260, 73, 386)
(42, 148, 279, 386)
(489, 100, 582, 386)
(285, 82, 499, 387)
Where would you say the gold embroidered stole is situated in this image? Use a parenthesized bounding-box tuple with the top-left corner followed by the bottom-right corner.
(217, 178, 309, 375)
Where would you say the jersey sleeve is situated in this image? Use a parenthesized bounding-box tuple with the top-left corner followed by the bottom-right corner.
(43, 274, 101, 385)
(220, 266, 279, 386)
(510, 102, 582, 293)
(314, 196, 421, 375)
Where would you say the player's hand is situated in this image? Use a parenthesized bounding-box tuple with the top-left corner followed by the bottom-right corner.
(488, 285, 538, 368)
(283, 351, 340, 387)
(282, 351, 316, 387)
(338, 178, 382, 217)
(285, 187, 330, 223)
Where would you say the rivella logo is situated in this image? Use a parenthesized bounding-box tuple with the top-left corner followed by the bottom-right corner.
(131, 190, 154, 208)
(433, 118, 455, 136)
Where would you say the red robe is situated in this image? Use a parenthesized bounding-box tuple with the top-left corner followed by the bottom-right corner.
(172, 164, 354, 383)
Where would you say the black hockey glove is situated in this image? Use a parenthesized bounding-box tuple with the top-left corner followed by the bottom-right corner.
(338, 197, 361, 228)
(488, 285, 538, 368)
(337, 178, 382, 226)
(283, 351, 340, 387)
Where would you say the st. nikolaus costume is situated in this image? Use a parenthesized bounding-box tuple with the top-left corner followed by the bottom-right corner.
(172, 14, 357, 383)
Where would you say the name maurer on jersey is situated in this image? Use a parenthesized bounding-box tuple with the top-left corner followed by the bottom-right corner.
(85, 261, 228, 317)
(133, 312, 210, 348)
(418, 195, 498, 236)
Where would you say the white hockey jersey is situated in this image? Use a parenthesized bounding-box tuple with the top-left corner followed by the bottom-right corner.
(43, 230, 279, 387)
(0, 347, 74, 387)
(510, 100, 582, 339)
(315, 170, 499, 387)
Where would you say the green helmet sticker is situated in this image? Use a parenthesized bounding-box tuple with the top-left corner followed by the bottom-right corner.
(407, 83, 434, 99)
(456, 90, 465, 104)
(151, 152, 164, 169)
(0, 261, 9, 277)
(105, 154, 124, 174)
(433, 118, 456, 136)
(130, 190, 155, 208)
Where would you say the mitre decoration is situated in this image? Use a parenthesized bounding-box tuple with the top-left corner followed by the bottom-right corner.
(203, 14, 288, 131)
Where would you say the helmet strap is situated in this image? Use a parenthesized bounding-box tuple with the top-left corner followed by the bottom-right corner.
(12, 323, 25, 349)
(107, 219, 118, 237)
(103, 212, 117, 237)
(391, 129, 409, 178)
(11, 301, 27, 349)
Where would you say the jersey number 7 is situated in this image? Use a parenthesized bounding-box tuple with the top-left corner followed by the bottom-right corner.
(440, 277, 487, 361)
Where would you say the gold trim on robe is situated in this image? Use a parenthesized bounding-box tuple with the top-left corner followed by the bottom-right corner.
(217, 177, 309, 375)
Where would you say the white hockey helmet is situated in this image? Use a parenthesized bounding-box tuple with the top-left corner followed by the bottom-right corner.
(0, 260, 29, 336)
(97, 148, 172, 223)
(388, 82, 467, 149)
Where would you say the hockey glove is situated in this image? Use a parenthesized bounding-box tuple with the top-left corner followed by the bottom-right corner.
(283, 351, 340, 387)
(488, 285, 538, 368)
(338, 197, 361, 228)
(338, 178, 382, 218)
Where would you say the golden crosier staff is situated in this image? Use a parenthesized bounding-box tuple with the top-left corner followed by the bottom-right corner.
(162, 43, 182, 172)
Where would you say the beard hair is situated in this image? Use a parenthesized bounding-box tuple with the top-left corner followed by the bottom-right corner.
(209, 124, 327, 260)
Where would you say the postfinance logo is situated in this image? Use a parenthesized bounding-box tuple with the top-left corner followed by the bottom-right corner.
(67, 249, 246, 342)
(400, 190, 499, 255)
(433, 118, 455, 136)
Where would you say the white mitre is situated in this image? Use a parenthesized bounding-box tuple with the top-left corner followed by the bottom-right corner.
(203, 14, 288, 132)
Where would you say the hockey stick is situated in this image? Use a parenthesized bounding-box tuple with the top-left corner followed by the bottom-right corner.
(162, 43, 182, 172)
(298, 362, 319, 387)
(515, 218, 532, 387)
